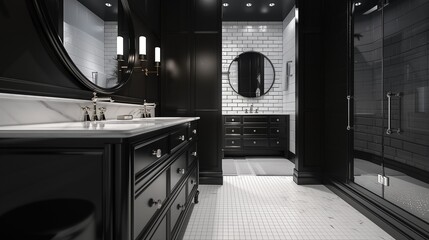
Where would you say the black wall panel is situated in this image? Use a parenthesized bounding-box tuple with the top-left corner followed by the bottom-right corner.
(161, 0, 222, 184)
(294, 0, 324, 184)
(195, 34, 220, 110)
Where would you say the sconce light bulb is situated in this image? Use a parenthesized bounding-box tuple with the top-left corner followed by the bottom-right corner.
(117, 36, 124, 55)
(155, 47, 161, 63)
(139, 36, 146, 55)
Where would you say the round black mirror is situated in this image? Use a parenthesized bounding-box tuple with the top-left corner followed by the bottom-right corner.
(228, 51, 275, 98)
(33, 0, 135, 94)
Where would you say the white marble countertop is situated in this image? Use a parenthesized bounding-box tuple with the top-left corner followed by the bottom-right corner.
(222, 113, 292, 116)
(0, 117, 199, 138)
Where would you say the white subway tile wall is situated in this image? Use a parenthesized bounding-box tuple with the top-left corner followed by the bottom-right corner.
(222, 22, 284, 114)
(104, 22, 119, 88)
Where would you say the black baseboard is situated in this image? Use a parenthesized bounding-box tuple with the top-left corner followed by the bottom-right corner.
(199, 171, 223, 185)
(293, 168, 322, 184)
(325, 178, 429, 240)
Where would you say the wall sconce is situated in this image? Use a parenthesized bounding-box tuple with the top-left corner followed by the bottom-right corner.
(137, 35, 161, 76)
(117, 36, 124, 61)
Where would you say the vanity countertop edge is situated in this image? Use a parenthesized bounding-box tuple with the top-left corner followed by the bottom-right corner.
(0, 117, 200, 138)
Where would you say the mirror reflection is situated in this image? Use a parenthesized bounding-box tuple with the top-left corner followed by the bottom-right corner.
(228, 52, 275, 98)
(45, 0, 131, 89)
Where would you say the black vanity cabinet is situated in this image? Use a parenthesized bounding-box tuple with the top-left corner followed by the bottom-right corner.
(223, 115, 289, 157)
(0, 120, 199, 240)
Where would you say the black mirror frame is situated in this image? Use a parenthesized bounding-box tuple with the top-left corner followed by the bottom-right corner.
(32, 0, 136, 95)
(227, 51, 276, 98)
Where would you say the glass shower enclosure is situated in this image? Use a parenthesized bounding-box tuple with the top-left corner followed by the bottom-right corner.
(352, 0, 429, 224)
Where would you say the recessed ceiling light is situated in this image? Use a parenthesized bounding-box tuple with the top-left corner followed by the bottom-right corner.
(105, 2, 112, 7)
(269, 3, 275, 7)
(355, 2, 362, 6)
(223, 3, 229, 7)
(246, 3, 252, 7)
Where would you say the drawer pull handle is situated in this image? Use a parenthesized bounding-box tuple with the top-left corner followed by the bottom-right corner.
(192, 151, 197, 157)
(193, 129, 197, 134)
(178, 135, 185, 141)
(277, 130, 280, 133)
(253, 141, 257, 144)
(277, 119, 280, 122)
(232, 118, 235, 122)
(177, 168, 185, 175)
(232, 141, 235, 144)
(177, 204, 186, 211)
(277, 141, 280, 144)
(232, 129, 235, 133)
(189, 137, 193, 141)
(149, 199, 162, 209)
(152, 149, 162, 158)
(253, 130, 256, 133)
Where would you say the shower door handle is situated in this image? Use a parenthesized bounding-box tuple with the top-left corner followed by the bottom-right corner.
(386, 92, 401, 135)
(347, 95, 352, 131)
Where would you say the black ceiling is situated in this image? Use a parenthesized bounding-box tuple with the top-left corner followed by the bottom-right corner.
(222, 0, 295, 21)
(77, 0, 118, 21)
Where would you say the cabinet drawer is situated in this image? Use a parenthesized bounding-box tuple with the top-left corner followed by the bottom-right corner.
(270, 116, 285, 124)
(225, 138, 241, 148)
(225, 126, 242, 135)
(243, 138, 269, 147)
(170, 152, 187, 191)
(270, 127, 285, 137)
(134, 136, 168, 176)
(188, 168, 198, 197)
(188, 144, 198, 167)
(243, 127, 268, 135)
(134, 171, 167, 239)
(243, 116, 267, 123)
(170, 186, 187, 233)
(269, 138, 284, 148)
(150, 216, 166, 240)
(225, 116, 242, 124)
(189, 122, 198, 141)
(170, 126, 188, 151)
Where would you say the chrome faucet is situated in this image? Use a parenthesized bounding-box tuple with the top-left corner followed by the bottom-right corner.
(91, 92, 113, 121)
(250, 104, 254, 113)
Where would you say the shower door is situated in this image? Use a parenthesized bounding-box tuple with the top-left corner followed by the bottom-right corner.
(352, 0, 429, 223)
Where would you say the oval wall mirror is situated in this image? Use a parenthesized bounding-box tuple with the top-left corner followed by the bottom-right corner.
(33, 0, 135, 94)
(228, 51, 275, 98)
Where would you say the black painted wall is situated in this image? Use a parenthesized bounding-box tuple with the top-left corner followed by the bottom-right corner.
(160, 0, 222, 184)
(294, 0, 324, 184)
(0, 0, 161, 104)
(321, 0, 350, 183)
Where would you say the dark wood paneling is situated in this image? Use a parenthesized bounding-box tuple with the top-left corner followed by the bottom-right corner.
(161, 34, 191, 115)
(161, 0, 222, 185)
(161, 0, 191, 33)
(195, 34, 220, 110)
(294, 0, 323, 184)
(196, 111, 222, 173)
(194, 0, 219, 31)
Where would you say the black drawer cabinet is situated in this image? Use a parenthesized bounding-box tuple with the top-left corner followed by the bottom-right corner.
(134, 136, 169, 176)
(134, 171, 167, 239)
(0, 119, 199, 240)
(222, 115, 289, 157)
(170, 152, 187, 191)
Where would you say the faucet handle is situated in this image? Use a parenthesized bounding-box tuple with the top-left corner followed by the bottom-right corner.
(99, 107, 106, 121)
(81, 106, 91, 122)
